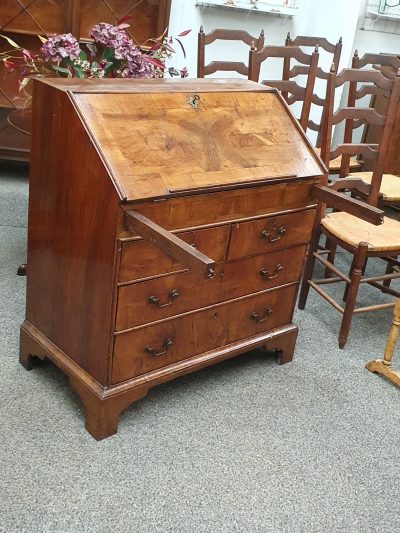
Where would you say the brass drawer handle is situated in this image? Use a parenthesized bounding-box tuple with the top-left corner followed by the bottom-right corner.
(250, 307, 273, 323)
(260, 224, 286, 242)
(148, 289, 180, 308)
(145, 337, 173, 357)
(260, 264, 284, 279)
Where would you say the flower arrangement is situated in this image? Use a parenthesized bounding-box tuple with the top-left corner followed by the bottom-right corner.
(1, 21, 190, 96)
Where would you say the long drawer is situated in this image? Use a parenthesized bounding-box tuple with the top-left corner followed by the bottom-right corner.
(119, 224, 230, 282)
(115, 245, 306, 331)
(112, 283, 298, 383)
(228, 209, 314, 259)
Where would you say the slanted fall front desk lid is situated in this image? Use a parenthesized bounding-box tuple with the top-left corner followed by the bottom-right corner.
(63, 78, 324, 201)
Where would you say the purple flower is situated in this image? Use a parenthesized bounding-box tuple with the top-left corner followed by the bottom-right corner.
(127, 56, 156, 78)
(41, 33, 80, 62)
(90, 23, 128, 47)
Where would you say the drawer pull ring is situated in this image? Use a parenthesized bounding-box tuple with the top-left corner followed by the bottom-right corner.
(260, 264, 284, 279)
(145, 337, 173, 357)
(148, 290, 180, 308)
(250, 307, 273, 323)
(260, 224, 286, 242)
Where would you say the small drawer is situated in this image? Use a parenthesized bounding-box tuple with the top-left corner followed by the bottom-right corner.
(227, 210, 314, 260)
(112, 284, 297, 383)
(119, 224, 229, 283)
(221, 245, 306, 299)
(115, 246, 306, 331)
(116, 265, 222, 331)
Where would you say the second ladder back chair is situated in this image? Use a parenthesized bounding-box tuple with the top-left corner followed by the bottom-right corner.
(285, 33, 342, 149)
(248, 44, 319, 132)
(349, 51, 400, 208)
(197, 27, 264, 79)
(298, 66, 400, 349)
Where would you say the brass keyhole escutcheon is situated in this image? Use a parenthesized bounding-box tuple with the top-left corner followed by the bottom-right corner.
(188, 94, 200, 108)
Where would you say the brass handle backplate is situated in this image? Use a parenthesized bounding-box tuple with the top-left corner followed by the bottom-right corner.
(145, 337, 173, 357)
(260, 224, 286, 242)
(148, 289, 180, 308)
(250, 307, 273, 323)
(259, 264, 284, 280)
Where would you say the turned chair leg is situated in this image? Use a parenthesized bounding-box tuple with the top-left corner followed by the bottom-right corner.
(325, 237, 337, 278)
(383, 259, 395, 288)
(339, 243, 368, 349)
(298, 240, 319, 310)
(343, 255, 356, 303)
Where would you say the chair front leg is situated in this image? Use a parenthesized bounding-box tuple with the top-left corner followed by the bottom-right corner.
(325, 237, 337, 278)
(339, 242, 369, 349)
(298, 226, 321, 310)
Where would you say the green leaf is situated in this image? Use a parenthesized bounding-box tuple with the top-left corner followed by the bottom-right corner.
(102, 47, 115, 61)
(52, 65, 72, 77)
(73, 66, 85, 79)
(79, 50, 87, 61)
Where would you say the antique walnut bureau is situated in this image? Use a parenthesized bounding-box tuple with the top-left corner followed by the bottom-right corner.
(21, 78, 326, 440)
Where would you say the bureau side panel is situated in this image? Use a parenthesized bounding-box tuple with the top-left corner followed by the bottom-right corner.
(25, 83, 119, 385)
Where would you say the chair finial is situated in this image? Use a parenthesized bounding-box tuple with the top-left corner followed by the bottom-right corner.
(200, 25, 204, 33)
(287, 32, 291, 40)
(315, 44, 319, 53)
(339, 36, 343, 43)
(251, 40, 256, 51)
(354, 49, 359, 58)
(330, 62, 336, 73)
(260, 29, 265, 37)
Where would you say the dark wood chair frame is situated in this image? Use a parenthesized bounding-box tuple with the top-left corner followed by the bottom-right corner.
(298, 67, 400, 348)
(197, 27, 265, 78)
(285, 34, 342, 146)
(248, 45, 319, 132)
(351, 51, 400, 208)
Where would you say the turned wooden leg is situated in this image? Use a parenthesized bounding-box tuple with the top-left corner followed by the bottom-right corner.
(383, 259, 395, 288)
(366, 298, 400, 387)
(298, 238, 320, 310)
(343, 255, 356, 303)
(339, 243, 368, 349)
(70, 377, 149, 441)
(325, 237, 337, 278)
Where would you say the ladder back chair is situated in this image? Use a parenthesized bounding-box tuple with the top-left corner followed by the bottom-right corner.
(248, 44, 319, 132)
(197, 27, 264, 79)
(285, 34, 342, 148)
(298, 66, 400, 349)
(349, 51, 400, 208)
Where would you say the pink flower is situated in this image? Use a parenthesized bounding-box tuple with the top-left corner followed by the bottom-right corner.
(127, 56, 156, 78)
(90, 23, 128, 47)
(40, 33, 80, 62)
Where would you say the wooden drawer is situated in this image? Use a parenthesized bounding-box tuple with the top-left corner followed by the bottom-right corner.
(112, 283, 298, 383)
(115, 245, 306, 331)
(125, 179, 318, 231)
(228, 209, 314, 260)
(119, 224, 229, 282)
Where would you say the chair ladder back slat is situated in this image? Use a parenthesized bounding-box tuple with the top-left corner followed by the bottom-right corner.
(198, 27, 264, 79)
